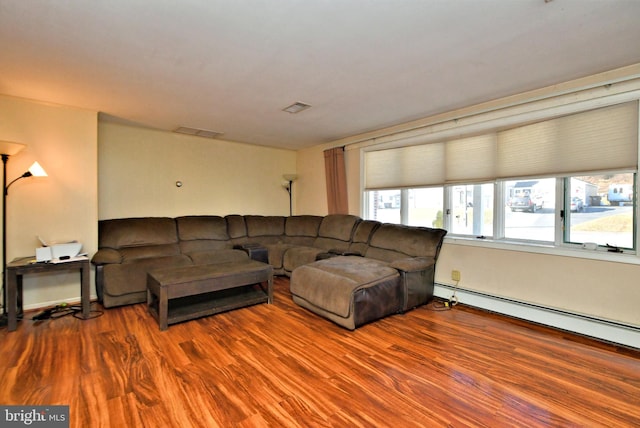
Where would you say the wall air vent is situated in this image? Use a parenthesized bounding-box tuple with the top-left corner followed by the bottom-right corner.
(282, 102, 312, 114)
(173, 126, 224, 139)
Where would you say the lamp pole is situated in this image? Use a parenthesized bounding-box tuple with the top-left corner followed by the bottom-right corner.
(0, 155, 46, 327)
(287, 179, 293, 216)
(1, 154, 8, 326)
(282, 174, 297, 217)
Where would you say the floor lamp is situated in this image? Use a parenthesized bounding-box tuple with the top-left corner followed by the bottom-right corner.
(283, 174, 297, 216)
(0, 141, 47, 327)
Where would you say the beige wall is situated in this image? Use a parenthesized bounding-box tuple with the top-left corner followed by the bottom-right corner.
(98, 122, 297, 219)
(296, 144, 328, 215)
(0, 95, 98, 309)
(295, 142, 361, 216)
(437, 244, 639, 326)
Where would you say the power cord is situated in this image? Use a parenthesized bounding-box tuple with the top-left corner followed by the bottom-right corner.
(426, 299, 452, 311)
(32, 302, 104, 321)
(426, 280, 460, 312)
(445, 278, 460, 309)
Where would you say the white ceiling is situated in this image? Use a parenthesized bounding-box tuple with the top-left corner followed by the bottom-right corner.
(1, 0, 640, 150)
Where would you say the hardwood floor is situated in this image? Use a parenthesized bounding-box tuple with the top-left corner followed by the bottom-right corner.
(1, 277, 639, 427)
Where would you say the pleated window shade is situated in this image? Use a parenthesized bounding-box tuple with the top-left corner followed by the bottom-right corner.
(364, 142, 445, 190)
(497, 102, 638, 178)
(445, 134, 497, 184)
(364, 101, 638, 190)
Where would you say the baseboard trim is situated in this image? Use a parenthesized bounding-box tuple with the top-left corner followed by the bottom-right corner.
(434, 283, 640, 350)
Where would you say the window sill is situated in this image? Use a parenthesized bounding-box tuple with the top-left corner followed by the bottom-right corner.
(443, 235, 640, 265)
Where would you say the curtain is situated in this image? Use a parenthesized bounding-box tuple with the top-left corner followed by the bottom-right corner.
(324, 147, 348, 214)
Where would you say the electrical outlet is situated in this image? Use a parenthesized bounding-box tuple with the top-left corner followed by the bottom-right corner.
(451, 270, 461, 281)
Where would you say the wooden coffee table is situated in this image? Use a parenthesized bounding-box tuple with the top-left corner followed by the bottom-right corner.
(147, 260, 273, 331)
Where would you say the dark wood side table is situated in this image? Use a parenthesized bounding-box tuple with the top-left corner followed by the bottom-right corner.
(6, 257, 91, 332)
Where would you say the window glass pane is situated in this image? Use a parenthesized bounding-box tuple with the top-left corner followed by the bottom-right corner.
(407, 187, 444, 228)
(450, 184, 494, 237)
(366, 190, 401, 223)
(565, 173, 635, 249)
(504, 178, 556, 241)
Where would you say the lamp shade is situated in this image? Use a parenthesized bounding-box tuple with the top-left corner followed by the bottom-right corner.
(28, 161, 47, 177)
(0, 141, 26, 156)
(283, 174, 298, 182)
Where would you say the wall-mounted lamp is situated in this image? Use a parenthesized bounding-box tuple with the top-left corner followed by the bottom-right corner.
(282, 174, 298, 216)
(0, 140, 47, 328)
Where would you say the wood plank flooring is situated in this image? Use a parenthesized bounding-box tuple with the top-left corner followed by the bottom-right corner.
(1, 277, 639, 427)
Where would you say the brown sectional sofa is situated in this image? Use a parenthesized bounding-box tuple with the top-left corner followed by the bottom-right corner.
(92, 214, 446, 328)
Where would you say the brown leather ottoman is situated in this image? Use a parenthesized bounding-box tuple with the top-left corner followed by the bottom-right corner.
(290, 256, 402, 330)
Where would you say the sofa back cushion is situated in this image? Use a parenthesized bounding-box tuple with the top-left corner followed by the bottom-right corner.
(177, 216, 231, 252)
(365, 224, 447, 263)
(119, 244, 182, 262)
(314, 214, 361, 251)
(318, 214, 360, 240)
(285, 215, 323, 245)
(245, 216, 285, 243)
(99, 217, 178, 249)
(348, 220, 381, 255)
(225, 215, 247, 239)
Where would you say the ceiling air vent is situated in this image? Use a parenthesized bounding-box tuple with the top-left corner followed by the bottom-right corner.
(173, 126, 224, 139)
(282, 102, 311, 114)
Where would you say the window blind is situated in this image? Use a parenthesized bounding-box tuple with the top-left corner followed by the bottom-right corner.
(364, 142, 444, 190)
(497, 101, 638, 178)
(364, 101, 638, 190)
(445, 134, 497, 183)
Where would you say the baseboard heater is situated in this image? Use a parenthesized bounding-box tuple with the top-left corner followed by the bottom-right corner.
(434, 283, 640, 350)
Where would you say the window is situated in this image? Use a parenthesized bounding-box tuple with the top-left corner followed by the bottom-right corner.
(362, 100, 639, 255)
(504, 178, 556, 242)
(564, 173, 635, 250)
(365, 188, 444, 227)
(366, 190, 401, 224)
(408, 187, 443, 228)
(364, 172, 637, 254)
(449, 184, 493, 237)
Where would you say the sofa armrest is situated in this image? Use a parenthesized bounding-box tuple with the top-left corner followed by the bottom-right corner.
(392, 258, 437, 311)
(390, 257, 434, 273)
(91, 248, 123, 265)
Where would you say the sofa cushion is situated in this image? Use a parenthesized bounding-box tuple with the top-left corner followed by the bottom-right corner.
(285, 215, 323, 237)
(99, 217, 178, 248)
(311, 214, 361, 252)
(245, 215, 285, 237)
(102, 254, 193, 299)
(185, 249, 249, 265)
(348, 220, 381, 255)
(282, 246, 326, 272)
(366, 224, 447, 263)
(177, 216, 231, 253)
(225, 215, 247, 239)
(91, 248, 122, 265)
(264, 243, 296, 269)
(244, 216, 286, 245)
(120, 244, 181, 262)
(283, 215, 322, 246)
(318, 214, 360, 240)
(177, 216, 229, 240)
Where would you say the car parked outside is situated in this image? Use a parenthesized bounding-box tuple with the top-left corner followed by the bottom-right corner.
(570, 197, 584, 212)
(508, 194, 544, 213)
